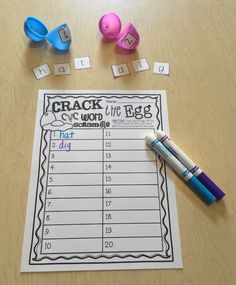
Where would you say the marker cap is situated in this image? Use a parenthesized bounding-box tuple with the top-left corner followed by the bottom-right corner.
(24, 16, 48, 42)
(146, 133, 157, 146)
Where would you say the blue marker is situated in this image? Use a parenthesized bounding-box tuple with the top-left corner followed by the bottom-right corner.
(146, 133, 216, 204)
(155, 130, 224, 200)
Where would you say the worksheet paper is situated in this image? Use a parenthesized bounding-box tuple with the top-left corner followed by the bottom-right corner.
(21, 90, 182, 272)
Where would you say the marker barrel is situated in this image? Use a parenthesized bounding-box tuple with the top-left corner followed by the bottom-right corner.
(146, 134, 216, 204)
(187, 176, 216, 204)
(155, 130, 225, 200)
(197, 172, 225, 200)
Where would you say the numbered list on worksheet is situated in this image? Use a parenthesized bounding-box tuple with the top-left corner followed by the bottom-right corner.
(21, 90, 182, 271)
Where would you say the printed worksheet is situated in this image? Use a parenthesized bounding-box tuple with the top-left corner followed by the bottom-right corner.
(21, 90, 182, 272)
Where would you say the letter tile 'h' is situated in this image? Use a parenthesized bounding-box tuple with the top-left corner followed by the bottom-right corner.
(32, 64, 52, 80)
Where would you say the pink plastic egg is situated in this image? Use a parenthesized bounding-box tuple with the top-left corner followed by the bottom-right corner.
(99, 12, 122, 39)
(116, 23, 140, 50)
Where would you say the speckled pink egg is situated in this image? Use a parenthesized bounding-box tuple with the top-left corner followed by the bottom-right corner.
(99, 12, 121, 39)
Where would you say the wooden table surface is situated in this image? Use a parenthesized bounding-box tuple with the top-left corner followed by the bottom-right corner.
(0, 0, 236, 284)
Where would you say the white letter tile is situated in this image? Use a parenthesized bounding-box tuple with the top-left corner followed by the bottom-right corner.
(32, 64, 52, 80)
(153, 62, 170, 75)
(111, 64, 130, 78)
(54, 63, 70, 76)
(132, 58, 150, 72)
(74, 57, 91, 70)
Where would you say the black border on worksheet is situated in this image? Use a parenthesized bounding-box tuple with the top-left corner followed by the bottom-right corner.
(28, 92, 174, 266)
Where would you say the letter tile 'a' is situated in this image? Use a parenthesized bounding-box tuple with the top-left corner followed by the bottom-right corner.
(111, 63, 130, 78)
(54, 63, 70, 76)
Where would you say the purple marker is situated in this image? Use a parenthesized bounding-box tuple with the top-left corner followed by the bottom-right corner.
(155, 130, 225, 200)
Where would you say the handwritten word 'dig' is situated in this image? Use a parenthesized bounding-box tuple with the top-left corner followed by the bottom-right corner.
(58, 140, 71, 152)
